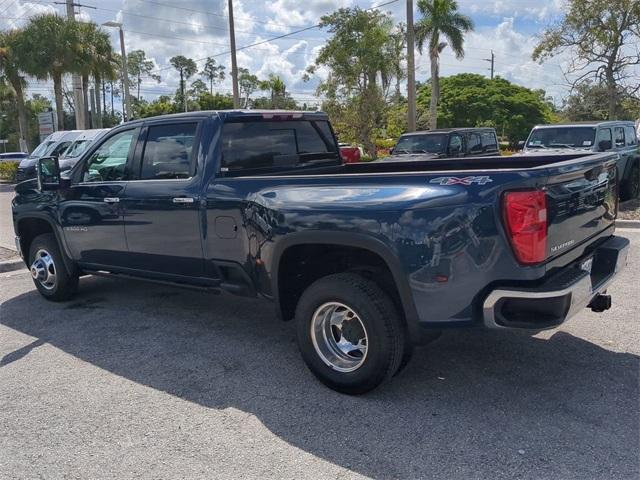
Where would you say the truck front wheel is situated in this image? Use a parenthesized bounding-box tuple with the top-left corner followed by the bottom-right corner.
(295, 273, 406, 394)
(28, 233, 79, 301)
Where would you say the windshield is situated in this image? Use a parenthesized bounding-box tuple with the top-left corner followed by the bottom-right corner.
(527, 127, 596, 149)
(29, 140, 55, 158)
(393, 134, 447, 154)
(61, 140, 90, 158)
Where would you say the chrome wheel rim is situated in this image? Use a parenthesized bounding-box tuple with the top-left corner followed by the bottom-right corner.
(310, 302, 368, 372)
(30, 249, 57, 290)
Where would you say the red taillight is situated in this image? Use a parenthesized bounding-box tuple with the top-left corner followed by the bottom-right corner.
(503, 190, 547, 264)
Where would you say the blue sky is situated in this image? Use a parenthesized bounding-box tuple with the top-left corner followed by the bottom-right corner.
(0, 0, 588, 108)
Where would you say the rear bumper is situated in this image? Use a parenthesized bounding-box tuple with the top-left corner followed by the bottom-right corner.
(483, 235, 629, 330)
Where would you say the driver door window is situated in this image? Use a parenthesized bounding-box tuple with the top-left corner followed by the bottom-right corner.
(449, 135, 463, 156)
(82, 130, 137, 183)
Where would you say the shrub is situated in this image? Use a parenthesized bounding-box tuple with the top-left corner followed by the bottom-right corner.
(0, 161, 19, 182)
(375, 138, 396, 149)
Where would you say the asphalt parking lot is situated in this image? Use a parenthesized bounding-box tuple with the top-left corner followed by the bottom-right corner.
(0, 227, 638, 479)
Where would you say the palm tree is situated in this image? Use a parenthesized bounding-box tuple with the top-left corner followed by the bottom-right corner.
(259, 74, 287, 108)
(170, 55, 198, 112)
(414, 0, 473, 129)
(91, 29, 117, 128)
(0, 30, 30, 150)
(77, 22, 116, 128)
(200, 57, 225, 95)
(17, 14, 80, 130)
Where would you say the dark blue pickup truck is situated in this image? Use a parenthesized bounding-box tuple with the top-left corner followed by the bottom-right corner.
(12, 111, 629, 394)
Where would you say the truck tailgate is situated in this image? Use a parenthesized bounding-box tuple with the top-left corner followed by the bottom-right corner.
(544, 154, 618, 261)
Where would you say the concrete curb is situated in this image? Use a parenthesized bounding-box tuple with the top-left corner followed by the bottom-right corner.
(0, 257, 24, 273)
(617, 220, 640, 229)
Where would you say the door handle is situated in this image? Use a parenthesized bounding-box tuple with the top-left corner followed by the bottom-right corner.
(172, 197, 195, 204)
(103, 197, 120, 203)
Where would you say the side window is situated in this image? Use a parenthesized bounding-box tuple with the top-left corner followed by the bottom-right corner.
(82, 130, 136, 183)
(597, 128, 612, 149)
(624, 126, 637, 146)
(614, 127, 625, 147)
(139, 123, 198, 180)
(481, 132, 498, 152)
(51, 141, 72, 157)
(221, 120, 338, 172)
(467, 133, 482, 154)
(448, 134, 463, 155)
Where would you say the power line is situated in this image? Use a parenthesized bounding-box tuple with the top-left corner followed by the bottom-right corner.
(149, 0, 401, 74)
(132, 0, 311, 31)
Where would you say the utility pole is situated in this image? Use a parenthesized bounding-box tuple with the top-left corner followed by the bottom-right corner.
(65, 0, 84, 130)
(228, 0, 240, 108)
(103, 21, 132, 122)
(483, 50, 495, 80)
(406, 0, 416, 132)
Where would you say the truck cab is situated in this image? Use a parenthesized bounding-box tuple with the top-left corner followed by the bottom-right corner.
(522, 121, 639, 200)
(387, 128, 499, 160)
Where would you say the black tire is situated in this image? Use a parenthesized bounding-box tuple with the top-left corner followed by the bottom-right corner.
(621, 162, 639, 201)
(28, 233, 79, 301)
(295, 273, 406, 394)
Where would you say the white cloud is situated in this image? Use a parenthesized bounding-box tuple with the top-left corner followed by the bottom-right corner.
(2, 0, 589, 107)
(459, 0, 566, 21)
(415, 16, 572, 103)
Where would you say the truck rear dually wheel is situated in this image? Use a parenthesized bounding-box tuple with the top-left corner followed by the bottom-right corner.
(295, 273, 406, 394)
(28, 233, 79, 301)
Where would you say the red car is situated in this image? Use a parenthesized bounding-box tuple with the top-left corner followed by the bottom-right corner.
(338, 143, 361, 163)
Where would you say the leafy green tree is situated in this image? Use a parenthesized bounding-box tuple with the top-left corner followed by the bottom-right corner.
(386, 23, 407, 100)
(0, 30, 30, 150)
(200, 57, 225, 95)
(238, 67, 259, 108)
(138, 95, 177, 118)
(307, 7, 399, 156)
(197, 92, 234, 110)
(16, 14, 79, 130)
(561, 81, 640, 121)
(128, 49, 161, 102)
(417, 73, 555, 145)
(170, 55, 197, 112)
(414, 0, 474, 129)
(533, 0, 640, 119)
(189, 79, 208, 98)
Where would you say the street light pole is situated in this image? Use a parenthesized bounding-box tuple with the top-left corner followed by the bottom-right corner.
(103, 21, 133, 122)
(406, 0, 417, 132)
(66, 0, 85, 130)
(228, 0, 240, 108)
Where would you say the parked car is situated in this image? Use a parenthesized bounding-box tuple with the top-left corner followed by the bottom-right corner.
(59, 128, 111, 172)
(13, 110, 628, 394)
(16, 130, 82, 182)
(0, 152, 28, 162)
(338, 143, 361, 163)
(385, 128, 499, 160)
(521, 121, 639, 200)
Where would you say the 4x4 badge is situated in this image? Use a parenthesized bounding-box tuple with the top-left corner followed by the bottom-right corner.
(430, 176, 493, 186)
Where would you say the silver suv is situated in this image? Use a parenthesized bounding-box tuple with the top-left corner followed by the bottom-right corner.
(522, 121, 639, 200)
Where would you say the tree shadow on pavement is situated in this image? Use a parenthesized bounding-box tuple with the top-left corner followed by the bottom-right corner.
(1, 275, 638, 479)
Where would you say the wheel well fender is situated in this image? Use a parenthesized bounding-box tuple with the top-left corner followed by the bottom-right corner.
(270, 231, 419, 330)
(15, 215, 75, 274)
